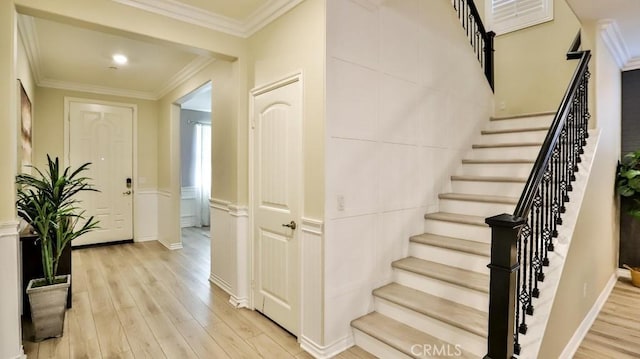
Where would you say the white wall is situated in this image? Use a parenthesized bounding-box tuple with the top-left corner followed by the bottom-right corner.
(324, 0, 494, 349)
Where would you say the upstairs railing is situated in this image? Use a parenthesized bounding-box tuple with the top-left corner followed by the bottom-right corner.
(484, 32, 591, 358)
(451, 0, 495, 90)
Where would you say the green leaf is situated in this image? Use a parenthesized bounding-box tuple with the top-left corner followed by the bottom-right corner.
(619, 186, 635, 197)
(15, 155, 100, 283)
(622, 169, 640, 179)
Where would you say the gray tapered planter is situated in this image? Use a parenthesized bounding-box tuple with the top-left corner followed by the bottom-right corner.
(26, 274, 70, 341)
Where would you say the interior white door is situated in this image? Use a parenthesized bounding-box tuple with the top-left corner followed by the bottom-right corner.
(69, 101, 133, 246)
(252, 77, 302, 335)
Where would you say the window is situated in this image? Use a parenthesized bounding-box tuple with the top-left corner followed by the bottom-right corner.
(486, 0, 553, 35)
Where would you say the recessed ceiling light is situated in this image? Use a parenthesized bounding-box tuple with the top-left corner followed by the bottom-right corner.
(112, 54, 128, 65)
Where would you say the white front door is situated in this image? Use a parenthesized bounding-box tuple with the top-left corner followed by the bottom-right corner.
(252, 76, 302, 335)
(68, 101, 133, 246)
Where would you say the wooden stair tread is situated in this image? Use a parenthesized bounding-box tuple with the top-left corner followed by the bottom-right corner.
(451, 175, 527, 183)
(392, 257, 489, 293)
(374, 283, 488, 337)
(351, 312, 475, 359)
(424, 212, 487, 227)
(462, 158, 534, 164)
(424, 212, 488, 227)
(410, 233, 490, 257)
(472, 142, 543, 149)
(481, 126, 549, 135)
(438, 193, 518, 205)
(490, 111, 556, 121)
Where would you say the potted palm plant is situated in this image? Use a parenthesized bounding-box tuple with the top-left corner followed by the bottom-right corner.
(16, 155, 99, 341)
(617, 150, 640, 287)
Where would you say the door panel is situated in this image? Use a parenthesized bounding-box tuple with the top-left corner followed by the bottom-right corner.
(69, 102, 133, 246)
(253, 78, 301, 335)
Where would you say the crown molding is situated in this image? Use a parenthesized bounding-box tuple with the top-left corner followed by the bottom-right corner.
(38, 78, 158, 100)
(112, 0, 245, 37)
(111, 0, 304, 38)
(17, 14, 42, 83)
(599, 20, 629, 69)
(624, 57, 640, 72)
(155, 55, 215, 99)
(243, 0, 305, 36)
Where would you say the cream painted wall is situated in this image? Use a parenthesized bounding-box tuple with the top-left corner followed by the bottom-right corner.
(32, 87, 159, 189)
(493, 0, 581, 116)
(537, 22, 621, 358)
(159, 60, 238, 200)
(0, 2, 23, 358)
(247, 0, 325, 219)
(157, 59, 238, 248)
(324, 0, 493, 348)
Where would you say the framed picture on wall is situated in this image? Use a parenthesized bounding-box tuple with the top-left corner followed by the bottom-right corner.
(19, 80, 32, 172)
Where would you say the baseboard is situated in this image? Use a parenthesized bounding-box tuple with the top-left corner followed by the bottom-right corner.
(209, 273, 233, 295)
(72, 239, 134, 249)
(180, 216, 198, 228)
(229, 294, 249, 308)
(160, 240, 183, 250)
(617, 267, 631, 279)
(300, 334, 354, 359)
(134, 235, 157, 243)
(559, 272, 617, 358)
(11, 348, 26, 359)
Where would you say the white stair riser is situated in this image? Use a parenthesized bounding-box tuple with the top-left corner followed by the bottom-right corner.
(466, 146, 542, 160)
(424, 219, 490, 243)
(409, 242, 489, 274)
(438, 198, 515, 217)
(458, 162, 534, 177)
(393, 269, 489, 312)
(374, 299, 485, 357)
(485, 116, 554, 131)
(451, 180, 525, 197)
(352, 329, 413, 359)
(478, 131, 548, 145)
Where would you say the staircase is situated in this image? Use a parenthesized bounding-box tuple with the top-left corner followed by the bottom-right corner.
(350, 113, 555, 358)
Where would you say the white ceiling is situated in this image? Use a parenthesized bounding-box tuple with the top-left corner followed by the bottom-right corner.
(182, 83, 212, 112)
(567, 0, 640, 70)
(17, 0, 303, 100)
(19, 14, 214, 100)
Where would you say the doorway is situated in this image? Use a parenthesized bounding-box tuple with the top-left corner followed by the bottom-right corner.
(65, 98, 135, 246)
(179, 83, 212, 232)
(250, 73, 303, 336)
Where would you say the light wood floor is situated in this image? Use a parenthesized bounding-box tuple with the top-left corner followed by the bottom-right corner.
(574, 279, 640, 358)
(22, 227, 374, 359)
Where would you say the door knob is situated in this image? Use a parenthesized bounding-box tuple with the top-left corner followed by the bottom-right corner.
(282, 221, 297, 230)
(122, 190, 132, 195)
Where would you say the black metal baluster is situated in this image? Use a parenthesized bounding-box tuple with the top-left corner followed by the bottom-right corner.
(519, 222, 531, 333)
(543, 168, 553, 258)
(514, 230, 522, 355)
(573, 96, 582, 167)
(584, 71, 591, 141)
(552, 146, 561, 234)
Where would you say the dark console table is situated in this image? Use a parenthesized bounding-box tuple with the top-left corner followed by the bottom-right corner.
(20, 233, 72, 319)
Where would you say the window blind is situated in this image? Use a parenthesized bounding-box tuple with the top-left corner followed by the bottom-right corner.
(488, 0, 553, 35)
